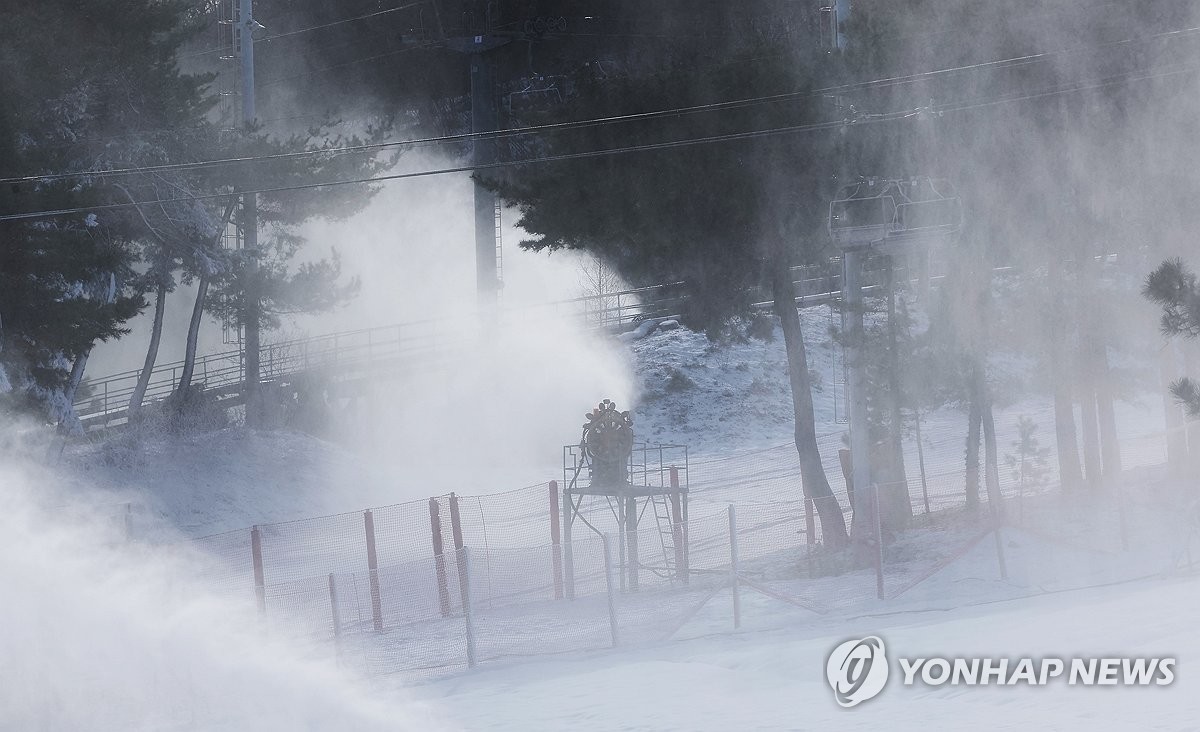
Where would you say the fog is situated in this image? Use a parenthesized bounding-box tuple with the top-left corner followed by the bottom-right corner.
(87, 153, 605, 372)
(88, 150, 634, 494)
(0, 462, 446, 730)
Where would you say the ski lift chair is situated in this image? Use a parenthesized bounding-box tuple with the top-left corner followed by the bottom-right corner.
(828, 177, 962, 253)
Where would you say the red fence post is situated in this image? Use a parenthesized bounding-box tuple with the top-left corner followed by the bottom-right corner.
(364, 509, 384, 631)
(250, 525, 266, 616)
(669, 467, 687, 584)
(429, 498, 452, 616)
(549, 480, 563, 599)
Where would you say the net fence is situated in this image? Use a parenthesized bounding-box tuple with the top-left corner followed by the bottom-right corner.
(172, 419, 1199, 680)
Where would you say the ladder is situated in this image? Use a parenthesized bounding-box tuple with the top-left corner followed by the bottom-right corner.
(215, 0, 241, 132)
(649, 494, 677, 577)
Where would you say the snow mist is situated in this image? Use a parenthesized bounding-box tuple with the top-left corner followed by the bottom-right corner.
(286, 152, 636, 496)
(0, 463, 446, 731)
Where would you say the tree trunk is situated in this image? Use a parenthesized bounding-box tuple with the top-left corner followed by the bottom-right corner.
(966, 391, 982, 508)
(178, 201, 236, 400)
(982, 395, 1003, 521)
(1094, 341, 1122, 485)
(129, 280, 168, 415)
(882, 258, 912, 529)
(974, 355, 1002, 515)
(1047, 259, 1083, 492)
(1080, 254, 1121, 488)
(772, 264, 848, 549)
(1162, 342, 1188, 477)
(59, 273, 118, 433)
(1186, 343, 1200, 475)
(1053, 388, 1082, 490)
(56, 350, 91, 434)
(178, 273, 208, 394)
(1079, 390, 1103, 489)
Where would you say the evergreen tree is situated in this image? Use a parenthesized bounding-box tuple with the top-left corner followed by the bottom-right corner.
(481, 29, 853, 547)
(0, 0, 211, 425)
(1144, 258, 1200, 416)
(0, 0, 393, 427)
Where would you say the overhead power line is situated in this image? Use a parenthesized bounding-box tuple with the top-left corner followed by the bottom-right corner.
(258, 2, 430, 42)
(1, 58, 1195, 223)
(179, 2, 431, 60)
(4, 21, 1198, 188)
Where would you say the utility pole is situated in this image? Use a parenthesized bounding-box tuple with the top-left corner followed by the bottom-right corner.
(824, 0, 875, 550)
(239, 0, 261, 424)
(443, 0, 509, 310)
(471, 50, 500, 306)
(842, 246, 875, 548)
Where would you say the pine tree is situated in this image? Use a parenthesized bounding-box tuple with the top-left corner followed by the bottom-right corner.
(0, 1, 393, 427)
(0, 0, 211, 426)
(481, 27, 853, 548)
(1144, 258, 1200, 416)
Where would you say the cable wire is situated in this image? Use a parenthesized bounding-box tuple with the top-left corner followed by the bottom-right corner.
(5, 22, 1198, 187)
(2, 58, 1194, 223)
(178, 1, 431, 60)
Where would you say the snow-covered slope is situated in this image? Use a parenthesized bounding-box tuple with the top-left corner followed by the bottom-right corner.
(56, 427, 392, 538)
(629, 312, 839, 452)
(414, 573, 1200, 731)
(50, 310, 1170, 538)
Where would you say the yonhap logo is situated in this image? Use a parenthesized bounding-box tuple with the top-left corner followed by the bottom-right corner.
(826, 636, 890, 707)
(825, 633, 1176, 708)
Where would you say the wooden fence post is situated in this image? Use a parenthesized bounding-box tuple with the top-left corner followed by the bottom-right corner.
(250, 525, 266, 616)
(549, 480, 563, 599)
(669, 467, 687, 584)
(429, 498, 451, 616)
(459, 547, 477, 668)
(625, 496, 639, 592)
(562, 484, 575, 600)
(449, 492, 465, 552)
(123, 502, 134, 542)
(364, 509, 383, 631)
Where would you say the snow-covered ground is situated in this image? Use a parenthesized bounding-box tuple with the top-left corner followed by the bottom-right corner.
(630, 318, 831, 450)
(56, 426, 395, 538)
(409, 572, 1200, 731)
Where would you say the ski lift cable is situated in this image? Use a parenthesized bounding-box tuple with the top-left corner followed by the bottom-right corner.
(4, 22, 1198, 187)
(258, 2, 431, 43)
(178, 2, 432, 60)
(14, 23, 1200, 182)
(1, 58, 1196, 223)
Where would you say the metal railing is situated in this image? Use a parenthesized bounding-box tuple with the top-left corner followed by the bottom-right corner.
(74, 256, 943, 429)
(75, 319, 455, 427)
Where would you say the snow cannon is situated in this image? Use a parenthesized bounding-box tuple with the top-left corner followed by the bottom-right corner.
(560, 399, 690, 595)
